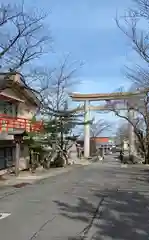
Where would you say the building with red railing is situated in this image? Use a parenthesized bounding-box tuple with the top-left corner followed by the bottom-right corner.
(0, 72, 43, 172)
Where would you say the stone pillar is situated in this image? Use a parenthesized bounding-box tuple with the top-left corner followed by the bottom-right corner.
(128, 110, 136, 156)
(84, 100, 90, 158)
(102, 147, 104, 159)
(15, 142, 20, 176)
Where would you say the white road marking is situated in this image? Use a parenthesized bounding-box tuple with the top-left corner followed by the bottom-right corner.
(0, 213, 11, 220)
(121, 164, 128, 168)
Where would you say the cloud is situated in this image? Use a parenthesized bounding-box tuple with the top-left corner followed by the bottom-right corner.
(76, 76, 131, 94)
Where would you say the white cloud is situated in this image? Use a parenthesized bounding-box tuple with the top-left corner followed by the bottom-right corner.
(76, 76, 131, 94)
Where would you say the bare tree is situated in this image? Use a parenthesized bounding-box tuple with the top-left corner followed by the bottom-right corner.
(0, 2, 51, 72)
(36, 55, 82, 117)
(34, 55, 82, 146)
(115, 0, 149, 88)
(116, 0, 149, 62)
(90, 119, 111, 138)
(31, 56, 84, 165)
(114, 0, 149, 162)
(116, 122, 130, 147)
(105, 94, 147, 161)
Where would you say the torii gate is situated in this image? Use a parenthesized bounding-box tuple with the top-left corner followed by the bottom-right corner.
(69, 89, 147, 158)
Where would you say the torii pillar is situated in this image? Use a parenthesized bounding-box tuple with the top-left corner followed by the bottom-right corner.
(128, 109, 136, 156)
(84, 100, 90, 158)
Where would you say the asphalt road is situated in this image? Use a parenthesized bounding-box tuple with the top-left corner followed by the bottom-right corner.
(0, 155, 149, 240)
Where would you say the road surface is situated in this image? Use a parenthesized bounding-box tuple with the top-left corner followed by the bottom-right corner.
(0, 155, 149, 239)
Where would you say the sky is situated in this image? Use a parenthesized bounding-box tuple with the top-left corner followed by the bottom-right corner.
(44, 0, 133, 92)
(3, 0, 139, 136)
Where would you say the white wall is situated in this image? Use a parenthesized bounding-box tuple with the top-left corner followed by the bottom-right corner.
(1, 88, 37, 119)
(17, 102, 36, 119)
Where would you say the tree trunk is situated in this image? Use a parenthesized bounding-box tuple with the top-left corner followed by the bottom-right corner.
(145, 142, 149, 164)
(145, 129, 149, 164)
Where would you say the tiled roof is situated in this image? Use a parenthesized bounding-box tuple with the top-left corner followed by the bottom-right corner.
(0, 72, 40, 106)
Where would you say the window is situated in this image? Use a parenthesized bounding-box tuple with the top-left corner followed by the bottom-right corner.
(0, 102, 4, 114)
(4, 102, 13, 115)
(0, 100, 17, 117)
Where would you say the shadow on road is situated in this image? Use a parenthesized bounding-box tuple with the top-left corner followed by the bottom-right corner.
(54, 189, 149, 240)
(133, 169, 149, 184)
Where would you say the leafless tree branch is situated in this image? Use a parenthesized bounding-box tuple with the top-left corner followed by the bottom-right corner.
(90, 120, 111, 138)
(0, 2, 51, 72)
(115, 1, 149, 162)
(35, 55, 82, 117)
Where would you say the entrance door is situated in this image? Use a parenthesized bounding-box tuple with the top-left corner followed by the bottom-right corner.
(5, 147, 13, 168)
(0, 149, 5, 170)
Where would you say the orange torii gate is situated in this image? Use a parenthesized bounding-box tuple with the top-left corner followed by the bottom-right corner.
(69, 90, 147, 158)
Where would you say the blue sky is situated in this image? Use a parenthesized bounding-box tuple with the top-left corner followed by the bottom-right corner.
(47, 0, 136, 135)
(3, 0, 138, 135)
(10, 0, 135, 92)
(46, 0, 133, 92)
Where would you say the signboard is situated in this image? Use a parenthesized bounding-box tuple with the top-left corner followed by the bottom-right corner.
(0, 133, 14, 140)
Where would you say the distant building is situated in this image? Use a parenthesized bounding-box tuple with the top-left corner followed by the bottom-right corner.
(90, 137, 115, 155)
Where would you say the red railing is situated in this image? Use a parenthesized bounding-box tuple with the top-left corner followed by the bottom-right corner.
(0, 114, 43, 133)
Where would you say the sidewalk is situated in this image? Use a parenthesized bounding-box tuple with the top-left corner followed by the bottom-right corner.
(0, 159, 90, 199)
